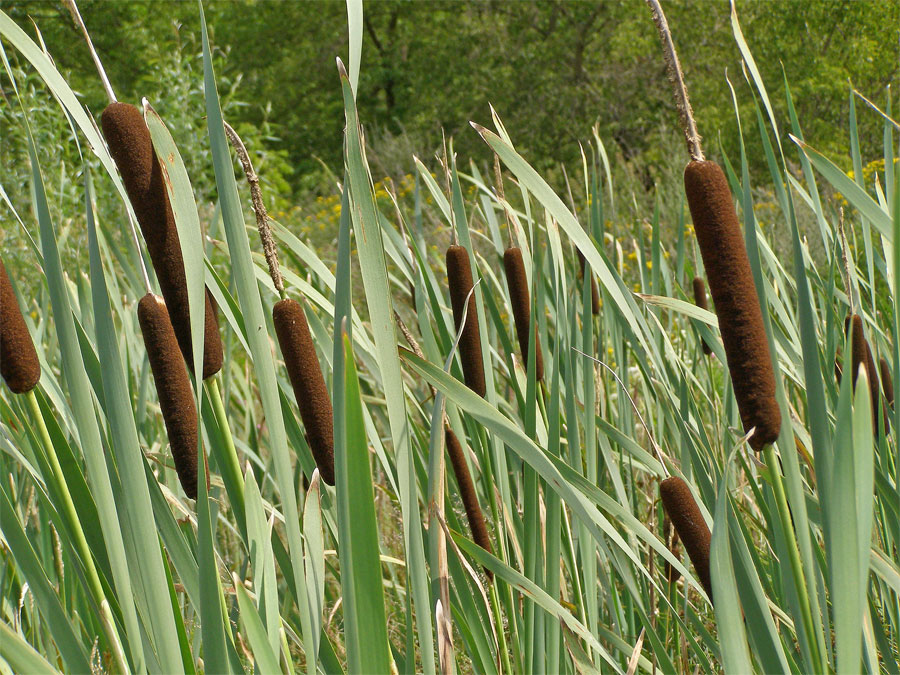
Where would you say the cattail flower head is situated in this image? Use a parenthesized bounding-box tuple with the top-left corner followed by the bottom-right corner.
(137, 293, 202, 499)
(880, 356, 894, 408)
(445, 426, 493, 579)
(101, 102, 223, 379)
(660, 476, 712, 600)
(273, 298, 335, 485)
(503, 247, 544, 381)
(847, 315, 887, 432)
(446, 245, 487, 397)
(692, 276, 713, 356)
(1, 260, 41, 394)
(684, 160, 781, 450)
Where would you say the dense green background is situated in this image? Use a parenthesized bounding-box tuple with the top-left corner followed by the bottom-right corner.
(6, 0, 898, 196)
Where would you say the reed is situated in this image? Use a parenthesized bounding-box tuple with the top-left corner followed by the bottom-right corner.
(137, 293, 202, 499)
(503, 247, 544, 381)
(660, 476, 712, 601)
(444, 426, 493, 580)
(0, 260, 41, 394)
(692, 276, 713, 356)
(684, 161, 781, 450)
(273, 298, 335, 485)
(101, 102, 223, 379)
(446, 245, 487, 397)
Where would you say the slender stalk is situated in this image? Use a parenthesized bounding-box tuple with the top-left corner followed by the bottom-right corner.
(489, 581, 512, 675)
(205, 377, 245, 533)
(763, 443, 823, 672)
(25, 390, 128, 673)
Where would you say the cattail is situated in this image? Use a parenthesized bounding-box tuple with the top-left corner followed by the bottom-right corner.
(446, 245, 487, 397)
(137, 293, 202, 499)
(101, 102, 223, 380)
(660, 476, 712, 601)
(577, 250, 601, 315)
(847, 315, 887, 432)
(662, 515, 682, 585)
(273, 298, 335, 486)
(880, 357, 894, 408)
(835, 352, 843, 385)
(684, 161, 781, 451)
(1, 260, 41, 394)
(692, 276, 713, 356)
(503, 247, 544, 381)
(445, 426, 493, 580)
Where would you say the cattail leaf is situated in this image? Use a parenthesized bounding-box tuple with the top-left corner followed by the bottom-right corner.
(244, 467, 281, 660)
(339, 58, 434, 670)
(234, 578, 282, 674)
(0, 621, 59, 675)
(200, 5, 316, 671)
(336, 330, 392, 674)
(303, 470, 326, 660)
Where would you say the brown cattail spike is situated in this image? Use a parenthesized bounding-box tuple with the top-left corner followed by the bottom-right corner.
(577, 250, 601, 315)
(503, 247, 544, 381)
(273, 298, 335, 485)
(684, 161, 781, 451)
(137, 293, 202, 499)
(692, 276, 713, 356)
(660, 476, 712, 600)
(446, 245, 487, 397)
(880, 357, 894, 408)
(445, 426, 493, 580)
(847, 315, 887, 432)
(1, 260, 41, 394)
(101, 102, 223, 379)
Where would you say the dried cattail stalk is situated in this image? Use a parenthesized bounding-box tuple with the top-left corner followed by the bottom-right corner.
(1, 260, 41, 394)
(101, 102, 223, 379)
(446, 245, 486, 397)
(137, 293, 202, 499)
(660, 476, 712, 600)
(445, 426, 493, 580)
(684, 161, 781, 451)
(273, 298, 335, 485)
(880, 356, 894, 408)
(692, 276, 713, 356)
(848, 315, 887, 432)
(503, 247, 544, 381)
(577, 250, 601, 315)
(662, 514, 682, 585)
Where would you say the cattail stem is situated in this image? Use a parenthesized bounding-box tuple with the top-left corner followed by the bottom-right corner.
(273, 298, 335, 485)
(692, 276, 713, 356)
(447, 245, 487, 397)
(1, 260, 41, 395)
(102, 102, 223, 379)
(645, 0, 704, 162)
(138, 293, 202, 499)
(503, 247, 544, 381)
(205, 377, 246, 533)
(659, 476, 712, 600)
(223, 121, 285, 299)
(62, 0, 116, 105)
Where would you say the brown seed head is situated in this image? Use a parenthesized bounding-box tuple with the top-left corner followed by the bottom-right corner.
(692, 276, 712, 356)
(847, 315, 887, 433)
(660, 476, 712, 601)
(0, 260, 41, 394)
(503, 247, 544, 381)
(137, 293, 202, 499)
(684, 160, 781, 450)
(446, 245, 486, 397)
(101, 102, 223, 379)
(445, 426, 493, 580)
(273, 298, 335, 485)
